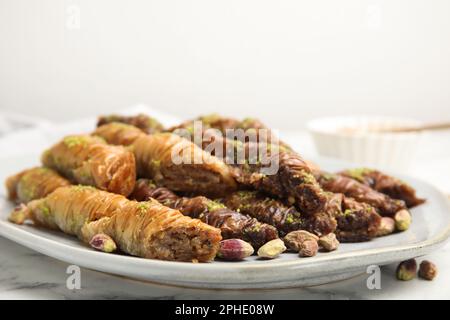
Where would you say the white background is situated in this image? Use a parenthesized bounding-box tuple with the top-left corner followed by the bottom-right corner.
(1, 0, 449, 129)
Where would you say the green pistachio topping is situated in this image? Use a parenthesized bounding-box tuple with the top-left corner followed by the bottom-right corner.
(343, 209, 353, 216)
(236, 191, 256, 200)
(285, 214, 294, 224)
(146, 180, 157, 188)
(40, 204, 51, 217)
(344, 168, 373, 182)
(321, 173, 335, 181)
(200, 113, 221, 126)
(302, 173, 316, 184)
(63, 136, 89, 148)
(206, 201, 226, 212)
(136, 202, 151, 215)
(151, 160, 161, 168)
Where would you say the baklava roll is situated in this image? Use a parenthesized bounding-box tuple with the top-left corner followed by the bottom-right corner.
(315, 171, 407, 217)
(93, 123, 237, 198)
(41, 135, 136, 196)
(9, 186, 221, 262)
(222, 191, 336, 237)
(340, 168, 425, 208)
(324, 192, 382, 242)
(233, 149, 328, 215)
(5, 167, 71, 203)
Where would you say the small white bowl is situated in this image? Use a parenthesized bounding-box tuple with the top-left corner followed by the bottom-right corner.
(307, 116, 424, 173)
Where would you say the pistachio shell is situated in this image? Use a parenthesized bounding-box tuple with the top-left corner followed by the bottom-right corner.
(89, 233, 117, 253)
(257, 239, 286, 259)
(217, 239, 254, 261)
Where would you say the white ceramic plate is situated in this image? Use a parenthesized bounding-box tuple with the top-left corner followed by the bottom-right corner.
(1, 157, 449, 289)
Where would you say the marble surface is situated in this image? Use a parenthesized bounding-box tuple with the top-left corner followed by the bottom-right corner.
(0, 236, 449, 299)
(0, 109, 449, 299)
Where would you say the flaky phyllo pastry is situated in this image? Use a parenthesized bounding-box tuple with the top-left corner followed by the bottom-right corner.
(93, 123, 237, 197)
(9, 186, 221, 262)
(6, 167, 71, 203)
(41, 135, 136, 196)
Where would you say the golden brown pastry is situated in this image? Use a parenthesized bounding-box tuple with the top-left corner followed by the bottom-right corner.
(9, 185, 221, 262)
(5, 167, 71, 203)
(41, 135, 136, 196)
(93, 123, 237, 197)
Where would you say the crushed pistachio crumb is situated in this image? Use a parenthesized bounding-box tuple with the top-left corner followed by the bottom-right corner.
(240, 117, 255, 127)
(344, 168, 373, 182)
(343, 209, 353, 216)
(151, 160, 161, 168)
(146, 180, 157, 188)
(206, 201, 225, 212)
(147, 117, 161, 128)
(285, 214, 294, 224)
(236, 191, 255, 200)
(137, 202, 150, 214)
(247, 224, 261, 233)
(185, 126, 194, 135)
(40, 204, 50, 217)
(302, 173, 316, 184)
(200, 113, 221, 126)
(321, 173, 335, 181)
(63, 136, 88, 148)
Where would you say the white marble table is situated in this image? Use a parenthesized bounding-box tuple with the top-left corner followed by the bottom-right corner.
(0, 111, 449, 299)
(0, 235, 448, 300)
